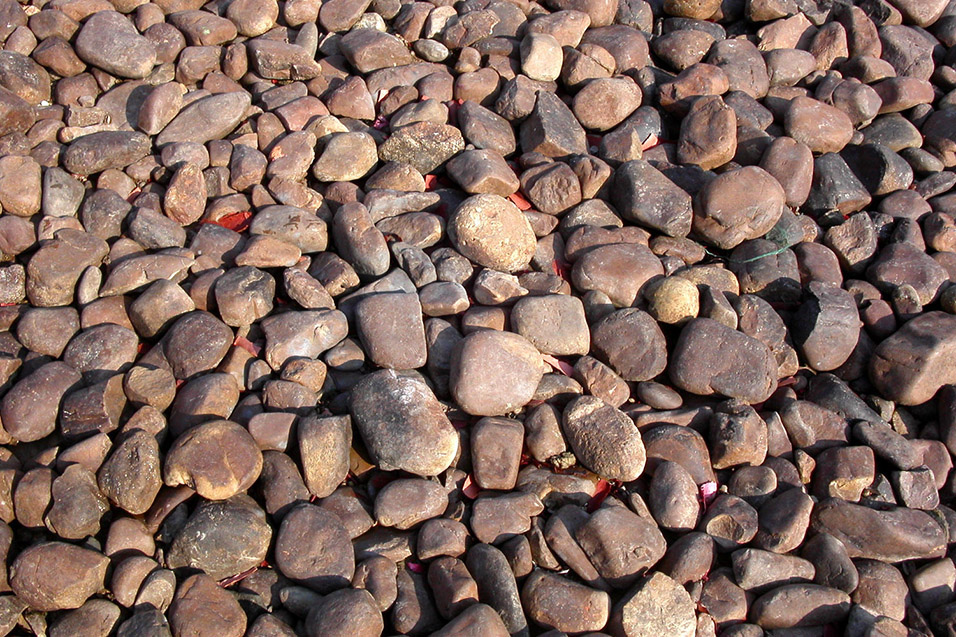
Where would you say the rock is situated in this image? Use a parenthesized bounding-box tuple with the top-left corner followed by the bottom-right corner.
(304, 589, 383, 637)
(450, 329, 543, 417)
(313, 132, 378, 182)
(670, 318, 778, 404)
(571, 243, 664, 308)
(870, 311, 956, 405)
(298, 415, 351, 499)
(62, 131, 151, 176)
(790, 281, 861, 372)
(164, 420, 263, 500)
(678, 95, 737, 170)
(75, 11, 156, 79)
(0, 156, 40, 217)
(275, 503, 355, 593)
(98, 429, 162, 515)
(166, 496, 272, 580)
(471, 417, 524, 490)
(448, 194, 536, 272)
(340, 28, 414, 73)
(164, 162, 206, 225)
(811, 498, 947, 562)
(156, 91, 251, 146)
(612, 160, 693, 237)
(562, 396, 645, 481)
(520, 32, 562, 82)
(350, 370, 458, 476)
(693, 166, 786, 250)
(590, 308, 668, 382)
(576, 505, 666, 588)
(445, 149, 520, 197)
(521, 571, 610, 634)
(379, 122, 464, 174)
(355, 292, 426, 369)
(511, 294, 589, 356)
(430, 603, 510, 637)
(374, 478, 447, 529)
(10, 542, 108, 611)
(573, 76, 642, 131)
(519, 90, 588, 159)
(169, 574, 246, 637)
(609, 571, 697, 637)
(260, 309, 347, 371)
(2, 361, 81, 442)
(750, 584, 851, 629)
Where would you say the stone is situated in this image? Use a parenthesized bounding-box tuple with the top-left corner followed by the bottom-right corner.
(374, 478, 447, 529)
(164, 420, 263, 500)
(571, 243, 664, 308)
(450, 329, 543, 416)
(521, 571, 610, 634)
(612, 159, 693, 237)
(576, 505, 666, 588)
(10, 542, 108, 611)
(379, 122, 464, 175)
(811, 498, 947, 562)
(355, 292, 426, 369)
(156, 91, 251, 146)
(519, 90, 587, 159)
(750, 584, 851, 629)
(670, 318, 778, 404)
(609, 571, 697, 637)
(471, 417, 523, 490)
(276, 503, 354, 592)
(790, 281, 861, 372)
(445, 149, 519, 197)
(75, 11, 156, 79)
(298, 415, 351, 499)
(693, 166, 786, 250)
(350, 370, 458, 476)
(678, 95, 737, 170)
(166, 496, 271, 580)
(870, 311, 956, 405)
(313, 132, 378, 182)
(304, 589, 383, 637)
(62, 131, 151, 176)
(562, 396, 645, 481)
(169, 574, 246, 637)
(448, 194, 536, 273)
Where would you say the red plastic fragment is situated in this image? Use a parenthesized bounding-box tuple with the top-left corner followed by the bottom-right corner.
(586, 479, 613, 512)
(507, 191, 532, 210)
(462, 474, 480, 499)
(204, 211, 252, 233)
(551, 257, 572, 282)
(234, 335, 260, 356)
(699, 481, 718, 512)
(219, 566, 258, 588)
(541, 353, 575, 377)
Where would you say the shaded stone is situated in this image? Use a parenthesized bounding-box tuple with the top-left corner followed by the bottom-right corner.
(350, 370, 458, 476)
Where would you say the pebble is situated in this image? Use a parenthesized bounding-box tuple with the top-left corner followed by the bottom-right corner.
(447, 194, 537, 273)
(350, 370, 458, 476)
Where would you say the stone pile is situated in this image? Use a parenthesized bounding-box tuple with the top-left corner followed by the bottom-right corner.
(0, 0, 954, 634)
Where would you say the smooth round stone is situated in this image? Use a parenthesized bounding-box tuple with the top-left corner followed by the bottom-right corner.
(449, 330, 544, 417)
(447, 194, 537, 273)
